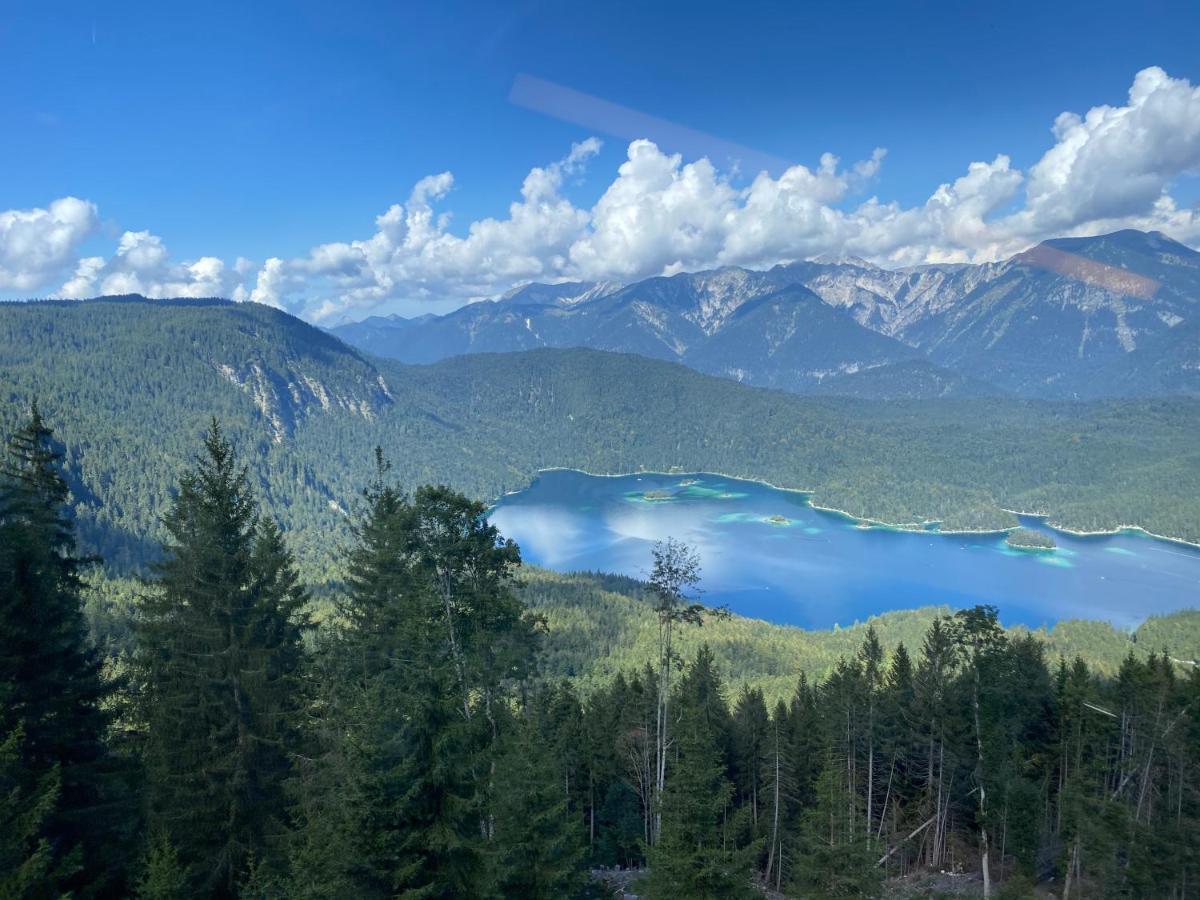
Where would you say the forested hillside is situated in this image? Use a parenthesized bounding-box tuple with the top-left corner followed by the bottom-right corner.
(519, 568, 1200, 700)
(2, 298, 1198, 583)
(4, 413, 1198, 898)
(82, 565, 1200, 709)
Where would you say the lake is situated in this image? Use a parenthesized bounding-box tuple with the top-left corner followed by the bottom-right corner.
(487, 469, 1200, 629)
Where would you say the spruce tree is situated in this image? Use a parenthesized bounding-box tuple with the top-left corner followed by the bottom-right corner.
(0, 721, 62, 895)
(138, 420, 309, 897)
(291, 461, 538, 899)
(0, 405, 130, 896)
(645, 648, 753, 900)
(486, 716, 587, 899)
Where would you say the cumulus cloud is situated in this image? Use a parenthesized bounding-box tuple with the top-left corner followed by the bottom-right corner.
(57, 229, 241, 300)
(3, 66, 1196, 320)
(1017, 67, 1200, 234)
(0, 197, 97, 291)
(243, 65, 1200, 320)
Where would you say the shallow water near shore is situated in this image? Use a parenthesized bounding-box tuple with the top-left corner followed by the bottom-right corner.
(488, 469, 1200, 629)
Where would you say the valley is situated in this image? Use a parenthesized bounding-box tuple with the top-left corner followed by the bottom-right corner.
(2, 296, 1198, 582)
(8, 10, 1200, 896)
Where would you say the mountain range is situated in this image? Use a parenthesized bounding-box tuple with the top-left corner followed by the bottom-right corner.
(331, 229, 1200, 400)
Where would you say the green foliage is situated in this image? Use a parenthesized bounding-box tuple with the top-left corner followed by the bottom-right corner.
(136, 833, 187, 900)
(2, 299, 1198, 588)
(790, 766, 883, 898)
(1, 339, 1198, 898)
(486, 717, 588, 899)
(1005, 527, 1055, 549)
(137, 421, 310, 897)
(645, 649, 755, 900)
(0, 405, 132, 897)
(289, 464, 544, 899)
(518, 567, 1200, 702)
(0, 725, 66, 897)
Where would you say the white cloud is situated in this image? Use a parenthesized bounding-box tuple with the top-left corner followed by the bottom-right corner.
(0, 197, 97, 291)
(1016, 67, 1200, 234)
(3, 66, 1195, 320)
(245, 66, 1200, 320)
(56, 229, 241, 300)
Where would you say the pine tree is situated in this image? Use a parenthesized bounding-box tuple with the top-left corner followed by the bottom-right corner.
(859, 625, 885, 844)
(138, 421, 309, 897)
(291, 460, 538, 899)
(647, 537, 710, 845)
(0, 405, 131, 896)
(0, 722, 63, 895)
(949, 605, 1007, 898)
(486, 716, 587, 899)
(760, 699, 796, 892)
(136, 832, 188, 900)
(730, 685, 770, 835)
(790, 762, 882, 899)
(645, 648, 753, 900)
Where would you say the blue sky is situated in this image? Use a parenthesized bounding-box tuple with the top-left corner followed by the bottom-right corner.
(2, 0, 1199, 319)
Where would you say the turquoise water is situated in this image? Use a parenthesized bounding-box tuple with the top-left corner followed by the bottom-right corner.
(488, 470, 1200, 629)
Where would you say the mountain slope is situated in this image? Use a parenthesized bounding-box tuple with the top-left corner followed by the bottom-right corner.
(810, 359, 1003, 399)
(910, 230, 1200, 396)
(682, 285, 919, 390)
(2, 297, 1197, 576)
(330, 229, 1200, 399)
(330, 267, 926, 393)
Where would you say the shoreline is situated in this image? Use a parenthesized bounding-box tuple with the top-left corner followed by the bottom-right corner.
(521, 467, 1200, 551)
(1000, 508, 1200, 551)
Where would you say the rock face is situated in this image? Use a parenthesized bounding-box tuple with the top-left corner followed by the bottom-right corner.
(908, 231, 1200, 397)
(329, 229, 1200, 399)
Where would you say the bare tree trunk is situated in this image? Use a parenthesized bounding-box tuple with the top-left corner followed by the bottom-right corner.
(437, 572, 472, 720)
(766, 729, 781, 883)
(877, 814, 938, 866)
(1063, 835, 1080, 898)
(973, 665, 991, 898)
(933, 737, 945, 868)
(653, 616, 673, 845)
(867, 710, 875, 842)
(877, 757, 896, 841)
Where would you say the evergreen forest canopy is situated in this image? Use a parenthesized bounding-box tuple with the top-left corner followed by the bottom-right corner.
(0, 297, 1198, 587)
(2, 409, 1199, 899)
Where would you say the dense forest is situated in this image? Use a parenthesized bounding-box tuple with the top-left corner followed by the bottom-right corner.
(1, 298, 1198, 586)
(4, 409, 1198, 898)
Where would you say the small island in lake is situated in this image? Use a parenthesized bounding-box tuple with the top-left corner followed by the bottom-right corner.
(643, 489, 674, 501)
(1006, 527, 1057, 551)
(765, 514, 791, 526)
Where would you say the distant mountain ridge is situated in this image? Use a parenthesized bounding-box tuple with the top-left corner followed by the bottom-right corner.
(329, 229, 1200, 399)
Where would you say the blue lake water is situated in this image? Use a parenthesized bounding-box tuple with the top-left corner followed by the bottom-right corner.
(488, 469, 1200, 629)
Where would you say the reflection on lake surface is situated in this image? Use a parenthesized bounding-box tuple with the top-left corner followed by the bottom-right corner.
(488, 470, 1200, 629)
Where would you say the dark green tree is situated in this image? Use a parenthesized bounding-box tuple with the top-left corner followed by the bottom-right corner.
(948, 605, 1007, 898)
(486, 715, 587, 899)
(645, 648, 753, 900)
(730, 685, 770, 836)
(0, 405, 131, 897)
(291, 461, 541, 899)
(138, 421, 309, 897)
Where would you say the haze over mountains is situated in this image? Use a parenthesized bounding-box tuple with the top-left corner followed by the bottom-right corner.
(331, 229, 1200, 400)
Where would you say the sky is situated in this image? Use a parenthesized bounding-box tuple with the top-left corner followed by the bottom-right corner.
(2, 0, 1199, 322)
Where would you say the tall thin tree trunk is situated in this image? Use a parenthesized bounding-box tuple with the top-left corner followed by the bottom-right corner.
(866, 696, 875, 841)
(973, 664, 991, 898)
(766, 726, 781, 883)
